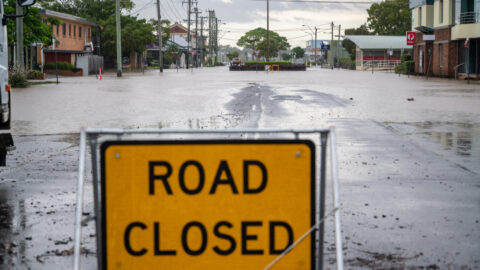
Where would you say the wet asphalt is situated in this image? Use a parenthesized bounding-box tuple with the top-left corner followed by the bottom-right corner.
(1, 67, 479, 269)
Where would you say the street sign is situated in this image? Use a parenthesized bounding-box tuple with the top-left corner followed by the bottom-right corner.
(321, 44, 330, 50)
(406, 31, 415, 45)
(101, 140, 316, 269)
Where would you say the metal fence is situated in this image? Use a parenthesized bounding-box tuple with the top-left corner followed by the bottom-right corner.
(73, 128, 344, 270)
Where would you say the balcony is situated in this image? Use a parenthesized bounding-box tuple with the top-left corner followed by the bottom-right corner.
(457, 11, 480, 24)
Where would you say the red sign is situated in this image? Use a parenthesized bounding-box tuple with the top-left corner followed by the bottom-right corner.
(406, 32, 415, 45)
(254, 50, 260, 56)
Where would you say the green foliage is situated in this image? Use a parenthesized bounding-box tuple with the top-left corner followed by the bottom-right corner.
(367, 0, 411, 35)
(5, 1, 54, 47)
(236, 28, 290, 58)
(101, 15, 155, 57)
(395, 55, 414, 74)
(44, 61, 75, 70)
(291, 46, 305, 58)
(339, 58, 356, 70)
(400, 54, 412, 62)
(226, 51, 239, 60)
(244, 61, 291, 66)
(40, 0, 156, 58)
(9, 70, 28, 88)
(149, 19, 172, 46)
(163, 54, 172, 67)
(281, 53, 290, 61)
(26, 70, 44, 80)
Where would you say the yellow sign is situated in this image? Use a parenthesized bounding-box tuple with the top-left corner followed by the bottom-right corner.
(101, 140, 316, 269)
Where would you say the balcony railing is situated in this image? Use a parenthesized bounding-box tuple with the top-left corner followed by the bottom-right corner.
(457, 11, 480, 24)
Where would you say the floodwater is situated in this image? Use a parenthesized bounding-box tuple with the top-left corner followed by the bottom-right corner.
(1, 67, 479, 269)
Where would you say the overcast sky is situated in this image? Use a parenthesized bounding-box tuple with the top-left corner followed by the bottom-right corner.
(130, 0, 376, 48)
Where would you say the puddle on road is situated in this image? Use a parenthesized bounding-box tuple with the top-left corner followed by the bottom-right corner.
(386, 121, 480, 172)
(271, 95, 303, 101)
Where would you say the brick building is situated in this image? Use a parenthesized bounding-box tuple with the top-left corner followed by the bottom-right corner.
(38, 9, 96, 65)
(410, 0, 479, 79)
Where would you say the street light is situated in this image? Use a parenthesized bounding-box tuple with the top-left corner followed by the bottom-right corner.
(303, 24, 318, 63)
(304, 32, 313, 64)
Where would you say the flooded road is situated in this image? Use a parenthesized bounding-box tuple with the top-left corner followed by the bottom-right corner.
(1, 67, 479, 269)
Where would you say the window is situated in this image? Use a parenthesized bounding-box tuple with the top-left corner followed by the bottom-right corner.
(439, 0, 444, 23)
(56, 24, 59, 35)
(74, 25, 76, 37)
(418, 7, 422, 25)
(69, 24, 71, 36)
(62, 23, 66, 35)
(79, 26, 82, 38)
(439, 44, 443, 67)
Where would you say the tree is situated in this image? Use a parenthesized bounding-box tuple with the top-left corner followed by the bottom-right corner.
(165, 43, 180, 65)
(226, 51, 239, 60)
(281, 53, 290, 61)
(342, 24, 372, 60)
(367, 0, 411, 35)
(39, 0, 155, 58)
(291, 46, 305, 58)
(149, 19, 172, 46)
(236, 28, 290, 58)
(101, 15, 155, 57)
(4, 0, 55, 47)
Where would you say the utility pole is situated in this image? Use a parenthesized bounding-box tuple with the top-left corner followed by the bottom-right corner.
(156, 0, 163, 72)
(200, 16, 207, 66)
(215, 17, 218, 64)
(337, 24, 341, 69)
(15, 2, 24, 70)
(116, 0, 122, 77)
(187, 0, 192, 69)
(314, 27, 317, 63)
(266, 0, 270, 61)
(208, 10, 214, 66)
(330, 21, 334, 70)
(194, 7, 199, 67)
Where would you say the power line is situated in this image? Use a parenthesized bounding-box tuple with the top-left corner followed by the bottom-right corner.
(129, 0, 154, 15)
(166, 0, 184, 22)
(251, 0, 378, 4)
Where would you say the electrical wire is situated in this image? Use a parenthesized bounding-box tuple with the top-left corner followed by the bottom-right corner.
(128, 0, 154, 15)
(251, 0, 378, 3)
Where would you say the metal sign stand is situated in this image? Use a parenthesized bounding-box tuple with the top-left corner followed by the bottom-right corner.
(73, 128, 343, 270)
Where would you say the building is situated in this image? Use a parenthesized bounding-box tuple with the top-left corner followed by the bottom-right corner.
(345, 35, 413, 70)
(39, 9, 96, 65)
(410, 0, 479, 78)
(305, 40, 328, 62)
(170, 23, 197, 48)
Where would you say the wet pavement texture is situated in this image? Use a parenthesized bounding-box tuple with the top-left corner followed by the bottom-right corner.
(1, 67, 479, 269)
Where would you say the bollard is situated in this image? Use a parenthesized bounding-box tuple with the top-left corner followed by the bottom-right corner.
(99, 68, 102, 80)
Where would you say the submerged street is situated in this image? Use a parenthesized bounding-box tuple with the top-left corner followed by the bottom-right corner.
(1, 67, 479, 269)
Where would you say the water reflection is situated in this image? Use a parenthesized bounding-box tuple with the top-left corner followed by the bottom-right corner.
(0, 191, 27, 269)
(425, 131, 473, 156)
(387, 122, 480, 171)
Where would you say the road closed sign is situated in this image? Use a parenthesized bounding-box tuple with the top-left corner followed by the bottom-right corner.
(101, 140, 316, 269)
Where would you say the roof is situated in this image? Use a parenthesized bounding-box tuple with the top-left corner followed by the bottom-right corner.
(345, 35, 412, 50)
(39, 9, 97, 26)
